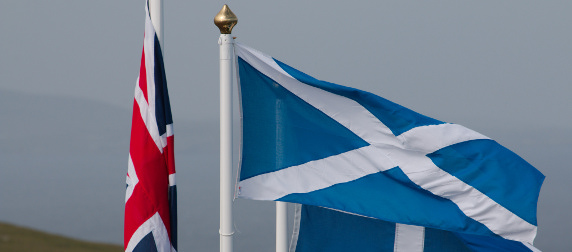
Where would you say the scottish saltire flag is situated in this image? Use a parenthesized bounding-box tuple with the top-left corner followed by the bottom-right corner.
(291, 204, 541, 252)
(124, 1, 177, 252)
(234, 43, 544, 249)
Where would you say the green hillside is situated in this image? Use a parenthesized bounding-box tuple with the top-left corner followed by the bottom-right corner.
(0, 222, 122, 252)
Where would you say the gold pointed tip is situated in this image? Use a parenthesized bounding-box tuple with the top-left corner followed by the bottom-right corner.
(214, 4, 238, 34)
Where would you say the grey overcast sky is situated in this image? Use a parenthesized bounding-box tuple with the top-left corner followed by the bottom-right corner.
(1, 1, 571, 251)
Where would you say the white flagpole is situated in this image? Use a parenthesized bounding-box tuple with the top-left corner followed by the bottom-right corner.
(215, 5, 237, 252)
(276, 202, 288, 252)
(149, 0, 163, 48)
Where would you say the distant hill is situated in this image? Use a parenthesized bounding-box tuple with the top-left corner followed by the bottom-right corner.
(0, 222, 122, 252)
(0, 89, 130, 243)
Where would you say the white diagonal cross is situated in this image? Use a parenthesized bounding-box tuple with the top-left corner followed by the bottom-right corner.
(235, 44, 537, 244)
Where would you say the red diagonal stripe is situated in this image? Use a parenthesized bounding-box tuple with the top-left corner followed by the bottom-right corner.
(138, 48, 148, 103)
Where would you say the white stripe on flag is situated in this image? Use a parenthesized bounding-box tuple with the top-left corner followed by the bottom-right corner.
(397, 123, 489, 153)
(125, 155, 139, 203)
(134, 80, 164, 153)
(524, 242, 542, 252)
(238, 145, 393, 199)
(169, 174, 176, 187)
(166, 123, 174, 137)
(394, 224, 424, 252)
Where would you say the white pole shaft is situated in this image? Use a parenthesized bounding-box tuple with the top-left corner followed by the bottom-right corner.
(219, 34, 234, 252)
(149, 0, 163, 48)
(276, 202, 288, 252)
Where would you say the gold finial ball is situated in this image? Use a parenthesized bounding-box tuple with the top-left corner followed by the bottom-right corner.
(214, 5, 238, 34)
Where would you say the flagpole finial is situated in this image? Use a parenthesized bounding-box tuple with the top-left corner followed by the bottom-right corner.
(214, 5, 238, 34)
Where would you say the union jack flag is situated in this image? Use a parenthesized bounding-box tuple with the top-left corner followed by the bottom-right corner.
(125, 1, 177, 252)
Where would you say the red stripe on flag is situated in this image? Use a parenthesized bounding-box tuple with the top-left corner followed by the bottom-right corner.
(165, 135, 176, 176)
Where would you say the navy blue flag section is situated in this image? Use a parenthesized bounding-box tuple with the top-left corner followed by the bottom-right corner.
(234, 43, 544, 251)
(291, 204, 540, 252)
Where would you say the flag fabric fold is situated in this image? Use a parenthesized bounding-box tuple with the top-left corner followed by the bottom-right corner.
(234, 42, 543, 250)
(125, 1, 176, 252)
